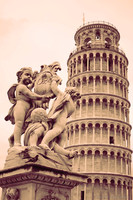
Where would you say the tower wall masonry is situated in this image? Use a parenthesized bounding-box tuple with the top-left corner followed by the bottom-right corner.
(66, 22, 132, 200)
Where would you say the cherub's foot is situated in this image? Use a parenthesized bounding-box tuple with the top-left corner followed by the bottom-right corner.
(39, 144, 51, 151)
(68, 150, 78, 159)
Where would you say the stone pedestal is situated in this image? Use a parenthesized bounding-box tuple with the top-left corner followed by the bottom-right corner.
(0, 147, 87, 200)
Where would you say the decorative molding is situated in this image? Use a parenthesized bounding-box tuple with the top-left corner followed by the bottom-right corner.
(0, 171, 78, 188)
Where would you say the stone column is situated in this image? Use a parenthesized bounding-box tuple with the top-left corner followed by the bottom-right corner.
(121, 62, 124, 76)
(115, 183, 118, 200)
(71, 63, 74, 76)
(107, 77, 110, 93)
(92, 181, 94, 200)
(114, 127, 117, 145)
(117, 80, 120, 96)
(127, 109, 129, 123)
(77, 185, 79, 200)
(100, 151, 102, 171)
(77, 153, 80, 172)
(126, 133, 129, 148)
(125, 157, 128, 175)
(118, 60, 120, 75)
(120, 128, 122, 146)
(86, 100, 88, 117)
(75, 57, 78, 74)
(73, 127, 76, 145)
(108, 153, 110, 172)
(114, 153, 117, 173)
(108, 182, 110, 200)
(100, 99, 102, 117)
(92, 152, 94, 172)
(93, 99, 95, 117)
(87, 55, 89, 71)
(127, 158, 130, 175)
(112, 58, 115, 72)
(100, 77, 102, 92)
(124, 131, 126, 147)
(113, 79, 116, 94)
(123, 106, 126, 122)
(93, 56, 95, 71)
(85, 124, 88, 143)
(125, 184, 128, 200)
(129, 133, 131, 149)
(121, 183, 124, 200)
(100, 55, 103, 71)
(128, 186, 132, 200)
(128, 185, 132, 200)
(80, 79, 82, 94)
(100, 124, 102, 144)
(107, 56, 109, 71)
(119, 102, 122, 120)
(93, 77, 96, 93)
(107, 125, 110, 144)
(79, 124, 81, 144)
(84, 152, 87, 172)
(81, 56, 83, 73)
(80, 100, 82, 117)
(92, 125, 95, 143)
(121, 155, 123, 174)
(121, 83, 123, 97)
(129, 159, 131, 175)
(114, 101, 116, 119)
(130, 186, 132, 200)
(122, 84, 125, 99)
(107, 100, 110, 118)
(100, 181, 103, 200)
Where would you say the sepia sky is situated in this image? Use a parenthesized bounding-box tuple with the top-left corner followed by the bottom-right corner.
(0, 0, 133, 171)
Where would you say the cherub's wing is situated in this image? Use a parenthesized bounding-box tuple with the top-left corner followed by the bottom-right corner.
(7, 84, 18, 104)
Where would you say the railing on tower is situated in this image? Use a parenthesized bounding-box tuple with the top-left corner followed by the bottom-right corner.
(69, 44, 125, 58)
(77, 21, 118, 31)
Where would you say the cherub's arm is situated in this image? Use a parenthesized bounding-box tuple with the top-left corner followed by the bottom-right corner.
(51, 74, 63, 96)
(51, 80, 63, 96)
(18, 84, 48, 101)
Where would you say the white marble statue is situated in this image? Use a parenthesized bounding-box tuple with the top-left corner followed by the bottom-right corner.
(5, 62, 80, 159)
(5, 67, 49, 147)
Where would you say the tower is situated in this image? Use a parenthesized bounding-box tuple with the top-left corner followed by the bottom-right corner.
(66, 22, 132, 200)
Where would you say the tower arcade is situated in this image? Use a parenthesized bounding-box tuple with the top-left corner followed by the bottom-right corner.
(66, 22, 132, 200)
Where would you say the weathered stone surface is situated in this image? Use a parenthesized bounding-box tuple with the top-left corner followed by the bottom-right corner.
(0, 162, 87, 200)
(4, 146, 72, 172)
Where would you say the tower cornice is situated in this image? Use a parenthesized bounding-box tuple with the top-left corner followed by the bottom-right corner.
(75, 21, 120, 42)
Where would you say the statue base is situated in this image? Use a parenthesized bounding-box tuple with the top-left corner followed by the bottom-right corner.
(0, 147, 87, 200)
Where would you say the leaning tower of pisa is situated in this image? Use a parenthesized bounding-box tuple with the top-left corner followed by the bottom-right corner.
(66, 22, 132, 200)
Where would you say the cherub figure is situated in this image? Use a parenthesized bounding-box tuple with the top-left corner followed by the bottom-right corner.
(39, 87, 80, 156)
(5, 67, 48, 147)
(24, 108, 49, 147)
(24, 107, 77, 158)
